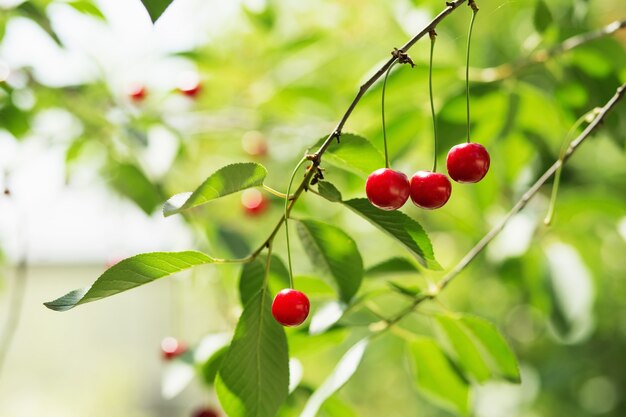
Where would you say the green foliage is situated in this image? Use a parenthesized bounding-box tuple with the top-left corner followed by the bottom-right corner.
(216, 290, 289, 417)
(44, 252, 214, 311)
(365, 257, 419, 277)
(140, 0, 174, 23)
(314, 133, 385, 177)
(533, 0, 553, 33)
(108, 162, 162, 215)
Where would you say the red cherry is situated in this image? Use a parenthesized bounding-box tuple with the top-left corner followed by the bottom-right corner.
(128, 84, 147, 102)
(446, 142, 490, 183)
(161, 337, 187, 360)
(241, 131, 268, 157)
(410, 171, 451, 209)
(271, 289, 310, 327)
(192, 408, 219, 417)
(179, 81, 202, 98)
(241, 189, 268, 216)
(365, 168, 410, 211)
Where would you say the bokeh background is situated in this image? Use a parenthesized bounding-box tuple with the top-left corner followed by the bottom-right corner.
(0, 0, 625, 416)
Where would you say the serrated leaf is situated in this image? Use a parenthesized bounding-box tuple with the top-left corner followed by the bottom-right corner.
(67, 1, 106, 20)
(434, 315, 491, 383)
(344, 199, 440, 270)
(409, 338, 470, 415)
(533, 0, 553, 33)
(300, 338, 369, 417)
(108, 162, 162, 215)
(216, 290, 289, 417)
(460, 315, 521, 383)
(239, 255, 290, 306)
(140, 0, 174, 22)
(296, 219, 363, 303)
(314, 134, 384, 177)
(366, 257, 419, 276)
(164, 163, 267, 217)
(44, 251, 213, 311)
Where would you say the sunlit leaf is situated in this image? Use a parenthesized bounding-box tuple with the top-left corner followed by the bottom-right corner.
(296, 219, 363, 303)
(314, 133, 385, 177)
(164, 163, 267, 217)
(44, 251, 214, 311)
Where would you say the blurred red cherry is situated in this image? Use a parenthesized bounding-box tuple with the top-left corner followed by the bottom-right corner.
(161, 337, 187, 360)
(127, 84, 147, 102)
(241, 131, 268, 157)
(241, 189, 268, 216)
(192, 408, 219, 417)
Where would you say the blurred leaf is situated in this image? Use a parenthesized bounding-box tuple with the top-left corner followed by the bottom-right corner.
(300, 338, 369, 417)
(16, 2, 62, 45)
(533, 0, 553, 33)
(321, 396, 359, 417)
(296, 219, 364, 303)
(218, 226, 251, 258)
(409, 337, 469, 415)
(314, 133, 385, 177)
(344, 199, 441, 270)
(434, 314, 491, 383)
(365, 257, 419, 276)
(288, 327, 349, 357)
(164, 162, 267, 217)
(67, 1, 106, 20)
(44, 251, 214, 311)
(199, 346, 228, 386)
(0, 104, 29, 138)
(459, 315, 521, 383)
(243, 4, 275, 30)
(239, 255, 290, 306)
(140, 0, 174, 23)
(108, 162, 162, 215)
(387, 281, 422, 297)
(308, 300, 345, 335)
(216, 290, 289, 417)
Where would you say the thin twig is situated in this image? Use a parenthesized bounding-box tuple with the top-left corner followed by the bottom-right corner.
(469, 20, 626, 82)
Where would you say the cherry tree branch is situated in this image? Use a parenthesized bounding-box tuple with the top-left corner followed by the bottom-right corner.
(469, 20, 626, 82)
(383, 82, 626, 327)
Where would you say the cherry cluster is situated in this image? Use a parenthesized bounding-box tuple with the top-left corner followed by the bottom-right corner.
(366, 142, 490, 211)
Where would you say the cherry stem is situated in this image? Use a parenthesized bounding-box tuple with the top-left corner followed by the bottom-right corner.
(381, 60, 399, 169)
(263, 241, 273, 290)
(284, 156, 307, 289)
(429, 31, 438, 172)
(544, 110, 596, 225)
(465, 7, 478, 144)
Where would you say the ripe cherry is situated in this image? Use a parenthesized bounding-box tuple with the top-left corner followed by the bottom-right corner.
(446, 142, 490, 183)
(161, 337, 187, 360)
(410, 171, 451, 209)
(192, 408, 219, 417)
(365, 168, 410, 211)
(128, 84, 147, 102)
(271, 289, 310, 327)
(241, 189, 268, 216)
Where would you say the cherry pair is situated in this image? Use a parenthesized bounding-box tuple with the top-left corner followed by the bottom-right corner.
(366, 142, 490, 211)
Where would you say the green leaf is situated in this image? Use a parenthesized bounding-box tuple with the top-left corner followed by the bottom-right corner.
(44, 251, 213, 311)
(387, 281, 422, 297)
(16, 2, 62, 46)
(533, 0, 553, 33)
(344, 199, 441, 270)
(300, 338, 369, 417)
(140, 0, 174, 23)
(108, 162, 162, 215)
(317, 181, 343, 202)
(196, 333, 232, 386)
(409, 338, 470, 415)
(239, 255, 290, 306)
(296, 219, 363, 303)
(460, 315, 521, 383)
(67, 1, 106, 20)
(164, 162, 267, 217)
(434, 315, 491, 383)
(199, 346, 228, 386)
(216, 290, 289, 417)
(365, 257, 419, 276)
(314, 134, 385, 177)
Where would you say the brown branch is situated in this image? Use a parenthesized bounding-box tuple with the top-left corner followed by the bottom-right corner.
(383, 82, 626, 327)
(469, 20, 626, 82)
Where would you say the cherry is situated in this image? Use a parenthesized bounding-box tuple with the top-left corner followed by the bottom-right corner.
(410, 171, 451, 209)
(178, 81, 202, 98)
(241, 189, 268, 216)
(127, 84, 147, 102)
(446, 142, 490, 183)
(271, 289, 310, 327)
(241, 131, 268, 157)
(365, 168, 410, 211)
(192, 408, 219, 417)
(160, 337, 187, 360)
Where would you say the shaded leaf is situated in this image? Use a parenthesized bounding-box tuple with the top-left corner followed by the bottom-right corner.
(533, 0, 553, 33)
(200, 346, 228, 386)
(44, 251, 213, 311)
(239, 255, 290, 306)
(164, 163, 267, 217)
(296, 219, 363, 303)
(317, 181, 343, 202)
(216, 290, 289, 417)
(108, 162, 162, 215)
(409, 338, 470, 415)
(387, 281, 422, 297)
(140, 0, 174, 23)
(300, 338, 369, 417)
(366, 257, 419, 276)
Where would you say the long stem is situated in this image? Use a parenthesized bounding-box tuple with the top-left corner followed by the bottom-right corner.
(465, 6, 478, 143)
(381, 61, 399, 168)
(429, 31, 438, 172)
(284, 157, 307, 288)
